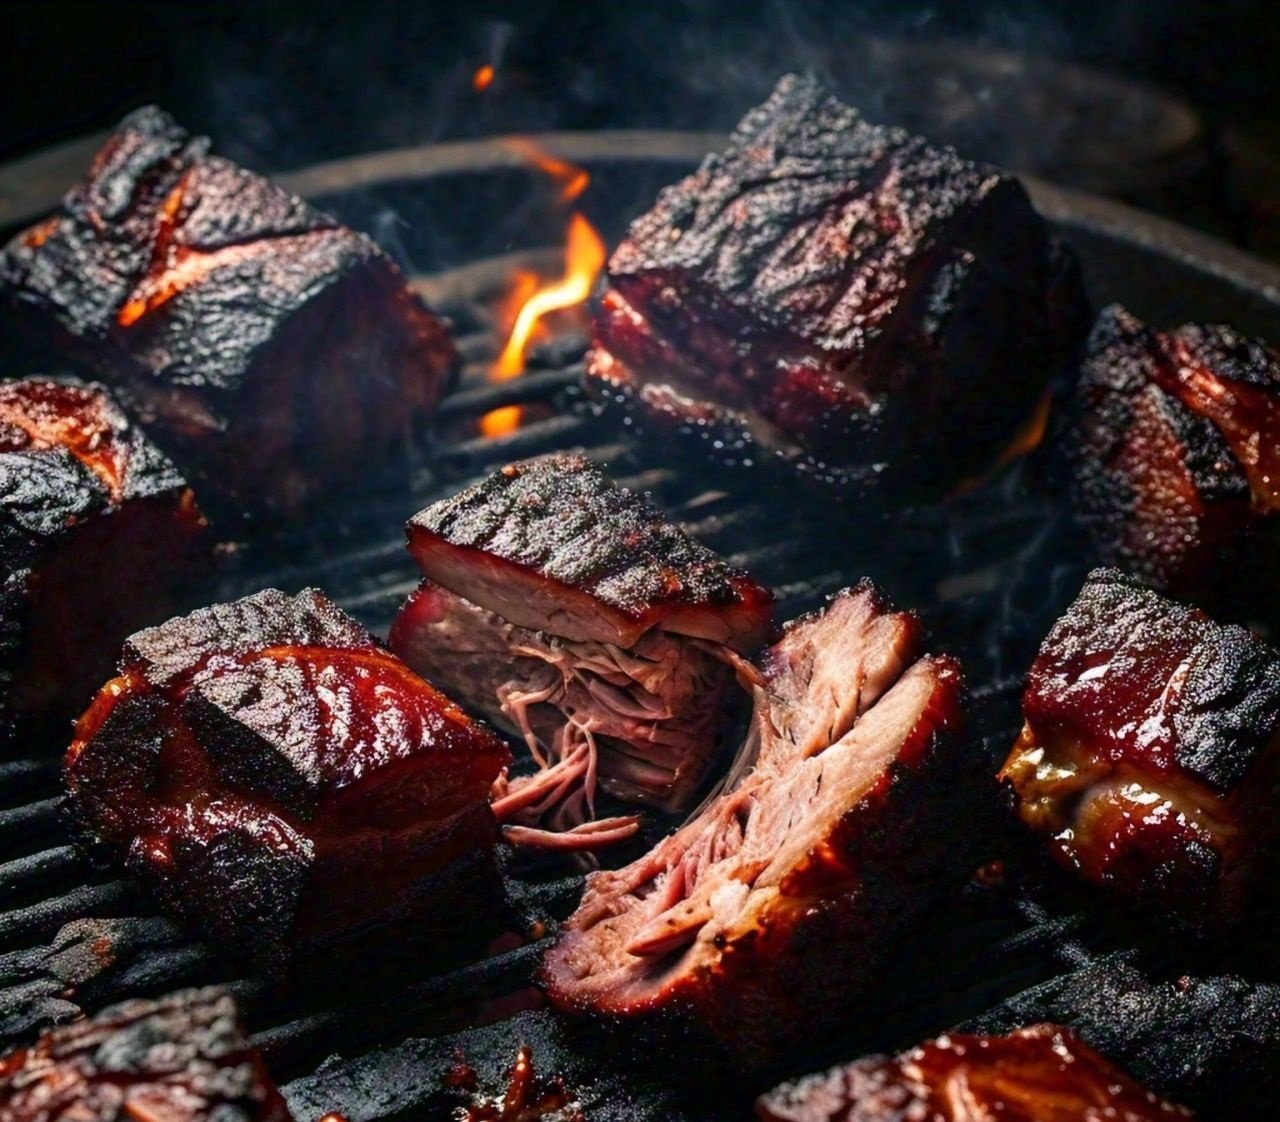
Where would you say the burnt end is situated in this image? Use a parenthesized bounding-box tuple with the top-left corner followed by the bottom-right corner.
(0, 105, 459, 521)
(542, 587, 988, 1062)
(1000, 568, 1280, 927)
(65, 587, 511, 971)
(756, 1023, 1192, 1122)
(0, 986, 292, 1121)
(396, 455, 772, 823)
(0, 377, 206, 754)
(969, 955, 1280, 1120)
(1072, 305, 1280, 604)
(587, 73, 1089, 499)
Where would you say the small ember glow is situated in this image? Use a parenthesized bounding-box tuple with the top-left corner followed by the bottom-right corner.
(503, 138, 591, 203)
(449, 1045, 583, 1122)
(473, 64, 495, 92)
(480, 213, 606, 438)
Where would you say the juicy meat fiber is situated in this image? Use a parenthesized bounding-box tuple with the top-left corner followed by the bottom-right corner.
(542, 583, 978, 1060)
(587, 73, 1088, 496)
(0, 105, 458, 519)
(0, 376, 205, 754)
(66, 588, 510, 969)
(1073, 304, 1280, 602)
(999, 568, 1280, 927)
(391, 454, 773, 833)
(0, 987, 292, 1121)
(756, 1023, 1192, 1121)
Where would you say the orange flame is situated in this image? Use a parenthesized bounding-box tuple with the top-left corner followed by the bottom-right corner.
(502, 138, 590, 203)
(473, 64, 495, 92)
(480, 213, 606, 438)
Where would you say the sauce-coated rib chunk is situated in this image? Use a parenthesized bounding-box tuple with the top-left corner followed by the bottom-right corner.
(587, 73, 1088, 497)
(390, 454, 773, 839)
(0, 987, 292, 1121)
(542, 583, 981, 1060)
(66, 588, 511, 969)
(1072, 305, 1280, 604)
(756, 1024, 1192, 1121)
(1, 106, 458, 519)
(0, 376, 205, 754)
(999, 568, 1280, 927)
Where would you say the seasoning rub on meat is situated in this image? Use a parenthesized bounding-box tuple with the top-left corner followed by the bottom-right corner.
(542, 583, 981, 1059)
(0, 106, 458, 520)
(390, 453, 773, 848)
(587, 73, 1088, 497)
(66, 588, 510, 969)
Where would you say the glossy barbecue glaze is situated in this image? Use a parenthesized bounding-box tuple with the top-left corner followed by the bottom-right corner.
(756, 1024, 1193, 1121)
(587, 73, 1089, 497)
(1073, 306, 1280, 605)
(1000, 569, 1280, 926)
(0, 376, 205, 754)
(66, 588, 510, 969)
(0, 106, 458, 520)
(542, 584, 982, 1059)
(0, 987, 292, 1121)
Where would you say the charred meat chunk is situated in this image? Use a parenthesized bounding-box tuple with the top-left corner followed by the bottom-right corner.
(66, 588, 510, 969)
(0, 106, 457, 519)
(0, 376, 205, 753)
(586, 73, 1088, 497)
(0, 987, 292, 1121)
(1072, 305, 1280, 602)
(999, 568, 1280, 927)
(756, 1023, 1192, 1121)
(542, 583, 978, 1059)
(389, 453, 773, 843)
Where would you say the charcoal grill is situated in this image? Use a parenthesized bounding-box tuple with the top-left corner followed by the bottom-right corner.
(3, 130, 1280, 1122)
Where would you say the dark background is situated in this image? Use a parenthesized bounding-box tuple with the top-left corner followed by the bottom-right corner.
(3, 1, 1280, 249)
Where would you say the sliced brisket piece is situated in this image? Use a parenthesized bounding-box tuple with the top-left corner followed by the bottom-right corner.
(999, 568, 1280, 929)
(0, 105, 457, 520)
(586, 73, 1088, 498)
(389, 454, 773, 835)
(66, 588, 510, 970)
(1073, 304, 1280, 605)
(0, 987, 292, 1121)
(0, 376, 206, 754)
(756, 1023, 1193, 1122)
(541, 583, 981, 1060)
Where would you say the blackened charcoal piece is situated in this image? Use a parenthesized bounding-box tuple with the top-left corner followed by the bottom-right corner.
(1073, 305, 1280, 603)
(66, 588, 510, 970)
(0, 106, 458, 520)
(756, 1023, 1192, 1121)
(999, 568, 1280, 927)
(0, 376, 205, 754)
(542, 584, 981, 1061)
(587, 73, 1088, 498)
(969, 955, 1280, 1120)
(390, 454, 773, 834)
(0, 987, 292, 1121)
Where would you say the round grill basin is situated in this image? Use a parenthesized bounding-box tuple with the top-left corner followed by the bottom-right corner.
(2, 131, 1280, 1121)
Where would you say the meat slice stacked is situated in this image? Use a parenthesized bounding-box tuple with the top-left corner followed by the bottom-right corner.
(756, 1024, 1193, 1121)
(542, 583, 977, 1059)
(1073, 305, 1280, 605)
(0, 376, 205, 753)
(587, 73, 1088, 497)
(0, 106, 458, 519)
(0, 987, 292, 1121)
(66, 588, 510, 969)
(390, 454, 773, 844)
(1000, 568, 1280, 928)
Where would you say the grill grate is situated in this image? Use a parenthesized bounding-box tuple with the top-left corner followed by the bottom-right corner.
(0, 245, 1262, 1121)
